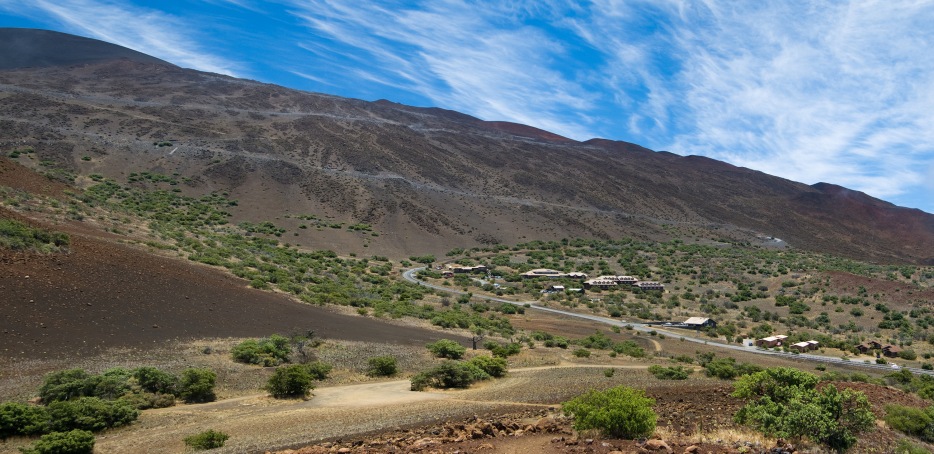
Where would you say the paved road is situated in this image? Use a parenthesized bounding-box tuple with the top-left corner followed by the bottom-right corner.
(403, 267, 934, 377)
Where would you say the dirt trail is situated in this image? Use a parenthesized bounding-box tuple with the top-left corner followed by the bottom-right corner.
(85, 364, 651, 454)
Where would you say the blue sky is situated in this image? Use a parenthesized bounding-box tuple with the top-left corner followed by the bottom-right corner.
(2, 0, 933, 214)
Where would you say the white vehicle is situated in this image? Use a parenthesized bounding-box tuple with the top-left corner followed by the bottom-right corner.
(891, 363, 900, 369)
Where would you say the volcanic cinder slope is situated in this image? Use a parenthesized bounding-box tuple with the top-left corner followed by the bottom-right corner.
(0, 28, 932, 264)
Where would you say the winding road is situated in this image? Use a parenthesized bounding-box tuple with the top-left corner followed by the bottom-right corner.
(403, 267, 934, 377)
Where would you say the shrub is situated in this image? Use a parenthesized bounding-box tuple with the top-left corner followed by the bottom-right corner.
(704, 357, 761, 380)
(0, 402, 49, 438)
(410, 361, 490, 391)
(899, 349, 918, 361)
(118, 392, 175, 410)
(467, 355, 508, 378)
(132, 367, 177, 395)
(648, 365, 692, 380)
(544, 336, 570, 349)
(231, 335, 292, 366)
(266, 365, 314, 399)
(303, 361, 332, 380)
(366, 356, 398, 377)
(184, 429, 229, 450)
(39, 369, 95, 403)
(426, 339, 466, 359)
(178, 369, 216, 403)
(733, 367, 874, 452)
(488, 342, 522, 358)
(46, 397, 138, 432)
(20, 430, 94, 454)
(0, 219, 69, 253)
(896, 439, 932, 454)
(604, 369, 615, 377)
(612, 341, 646, 358)
(885, 404, 934, 441)
(92, 368, 132, 400)
(573, 348, 591, 358)
(562, 386, 657, 439)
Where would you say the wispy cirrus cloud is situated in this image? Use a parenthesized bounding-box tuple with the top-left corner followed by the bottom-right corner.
(674, 1, 934, 201)
(1, 0, 932, 211)
(0, 0, 241, 75)
(286, 0, 599, 139)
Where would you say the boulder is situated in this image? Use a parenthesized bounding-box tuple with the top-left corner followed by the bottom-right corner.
(642, 439, 673, 453)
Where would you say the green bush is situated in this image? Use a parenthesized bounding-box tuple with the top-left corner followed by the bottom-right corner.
(488, 342, 522, 358)
(266, 365, 314, 398)
(231, 335, 292, 366)
(178, 369, 216, 403)
(612, 341, 646, 358)
(39, 367, 180, 405)
(303, 361, 332, 380)
(39, 370, 95, 403)
(573, 348, 591, 358)
(467, 355, 508, 378)
(647, 365, 692, 380)
(704, 357, 761, 380)
(20, 430, 94, 454)
(426, 339, 466, 359)
(885, 404, 934, 441)
(895, 439, 932, 454)
(543, 336, 570, 348)
(0, 219, 69, 253)
(366, 356, 398, 377)
(733, 367, 874, 452)
(0, 402, 49, 438)
(562, 386, 657, 439)
(410, 361, 490, 391)
(92, 368, 132, 400)
(899, 349, 918, 361)
(46, 397, 138, 432)
(132, 367, 177, 395)
(117, 392, 175, 410)
(184, 429, 229, 450)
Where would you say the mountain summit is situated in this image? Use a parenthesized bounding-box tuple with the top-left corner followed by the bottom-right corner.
(0, 28, 172, 70)
(0, 28, 932, 264)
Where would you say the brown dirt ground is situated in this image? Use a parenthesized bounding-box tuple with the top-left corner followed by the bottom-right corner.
(0, 210, 465, 363)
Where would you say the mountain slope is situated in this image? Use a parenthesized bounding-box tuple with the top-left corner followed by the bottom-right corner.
(0, 29, 932, 264)
(0, 28, 172, 70)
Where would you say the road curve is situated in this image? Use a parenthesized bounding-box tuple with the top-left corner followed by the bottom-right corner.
(403, 267, 934, 377)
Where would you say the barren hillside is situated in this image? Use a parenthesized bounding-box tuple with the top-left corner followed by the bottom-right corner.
(0, 28, 931, 266)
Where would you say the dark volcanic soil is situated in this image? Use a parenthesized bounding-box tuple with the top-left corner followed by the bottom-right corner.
(0, 230, 460, 361)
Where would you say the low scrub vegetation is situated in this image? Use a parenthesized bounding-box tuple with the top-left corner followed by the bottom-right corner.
(698, 354, 761, 380)
(265, 362, 332, 399)
(562, 386, 657, 439)
(0, 219, 69, 253)
(184, 429, 229, 450)
(366, 356, 398, 377)
(733, 367, 874, 452)
(79, 177, 517, 338)
(426, 339, 466, 359)
(410, 361, 489, 391)
(46, 397, 138, 432)
(19, 429, 94, 454)
(885, 404, 934, 442)
(266, 365, 315, 398)
(0, 367, 212, 443)
(410, 356, 508, 391)
(647, 365, 692, 380)
(231, 334, 293, 366)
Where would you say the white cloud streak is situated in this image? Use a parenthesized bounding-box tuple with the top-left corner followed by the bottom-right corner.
(286, 0, 598, 139)
(2, 0, 932, 211)
(0, 0, 241, 75)
(658, 1, 934, 203)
